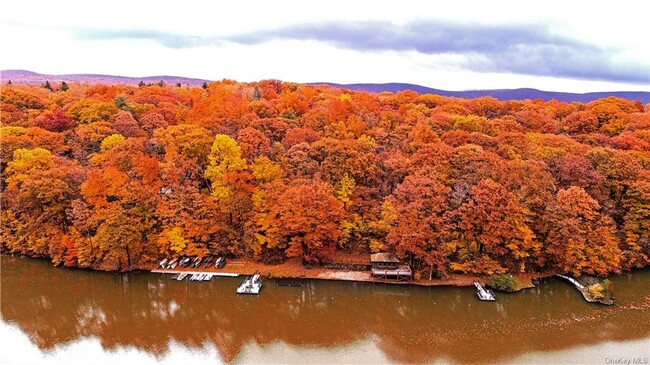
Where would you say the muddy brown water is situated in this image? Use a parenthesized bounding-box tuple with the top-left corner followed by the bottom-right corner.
(1, 255, 649, 364)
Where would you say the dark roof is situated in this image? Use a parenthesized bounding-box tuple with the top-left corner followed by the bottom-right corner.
(370, 253, 400, 263)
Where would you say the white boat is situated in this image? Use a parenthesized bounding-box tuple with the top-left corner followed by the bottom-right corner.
(474, 282, 496, 301)
(176, 273, 187, 281)
(202, 274, 212, 281)
(237, 273, 263, 294)
(159, 258, 168, 268)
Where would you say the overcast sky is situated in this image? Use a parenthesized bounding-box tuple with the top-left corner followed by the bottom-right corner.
(1, 0, 649, 92)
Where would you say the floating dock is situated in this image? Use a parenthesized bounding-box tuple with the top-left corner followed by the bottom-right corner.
(237, 273, 263, 294)
(474, 282, 496, 301)
(190, 273, 204, 281)
(153, 269, 240, 282)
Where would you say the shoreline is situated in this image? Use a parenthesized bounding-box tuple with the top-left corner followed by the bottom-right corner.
(1, 253, 603, 295)
(148, 257, 546, 291)
(153, 263, 618, 305)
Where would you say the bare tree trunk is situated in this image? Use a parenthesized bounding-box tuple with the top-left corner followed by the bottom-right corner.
(125, 245, 132, 271)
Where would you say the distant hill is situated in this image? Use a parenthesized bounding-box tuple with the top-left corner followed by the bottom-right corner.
(0, 70, 209, 87)
(311, 82, 650, 104)
(2, 70, 648, 103)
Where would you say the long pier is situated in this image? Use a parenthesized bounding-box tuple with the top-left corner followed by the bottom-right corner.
(152, 269, 239, 277)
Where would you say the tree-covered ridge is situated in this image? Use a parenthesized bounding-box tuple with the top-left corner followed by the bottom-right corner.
(1, 81, 648, 277)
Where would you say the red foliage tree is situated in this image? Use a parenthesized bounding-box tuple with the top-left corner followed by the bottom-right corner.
(31, 108, 76, 132)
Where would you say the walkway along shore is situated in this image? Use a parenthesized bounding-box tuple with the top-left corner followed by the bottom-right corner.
(556, 274, 615, 305)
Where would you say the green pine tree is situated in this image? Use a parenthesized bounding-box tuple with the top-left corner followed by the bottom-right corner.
(114, 95, 131, 111)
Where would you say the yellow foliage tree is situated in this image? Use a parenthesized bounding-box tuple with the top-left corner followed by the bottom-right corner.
(335, 173, 356, 207)
(100, 134, 125, 152)
(6, 148, 55, 190)
(166, 227, 187, 253)
(205, 134, 248, 210)
(251, 156, 283, 184)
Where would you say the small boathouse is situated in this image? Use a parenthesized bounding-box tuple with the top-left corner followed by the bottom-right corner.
(370, 253, 412, 281)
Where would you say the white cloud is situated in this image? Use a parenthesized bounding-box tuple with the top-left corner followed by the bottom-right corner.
(1, 0, 648, 92)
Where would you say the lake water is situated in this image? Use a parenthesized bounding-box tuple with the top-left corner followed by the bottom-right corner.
(1, 255, 649, 364)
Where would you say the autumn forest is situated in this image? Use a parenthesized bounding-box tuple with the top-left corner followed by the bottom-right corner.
(1, 80, 649, 278)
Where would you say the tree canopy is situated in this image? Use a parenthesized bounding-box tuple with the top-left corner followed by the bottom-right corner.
(1, 81, 648, 276)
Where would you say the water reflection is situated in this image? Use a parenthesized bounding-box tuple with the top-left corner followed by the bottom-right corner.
(1, 256, 649, 364)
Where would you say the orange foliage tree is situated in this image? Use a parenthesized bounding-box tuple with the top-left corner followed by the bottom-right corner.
(256, 182, 344, 264)
(543, 187, 621, 276)
(384, 176, 452, 279)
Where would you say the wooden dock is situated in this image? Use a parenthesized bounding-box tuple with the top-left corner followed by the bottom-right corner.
(371, 265, 412, 281)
